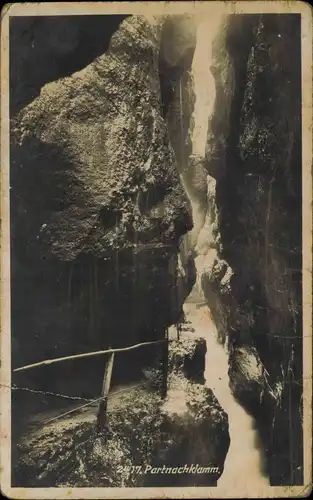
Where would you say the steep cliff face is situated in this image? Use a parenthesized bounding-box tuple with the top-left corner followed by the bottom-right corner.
(199, 14, 302, 485)
(11, 16, 194, 383)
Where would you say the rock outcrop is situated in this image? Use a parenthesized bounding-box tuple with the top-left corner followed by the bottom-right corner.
(11, 16, 195, 384)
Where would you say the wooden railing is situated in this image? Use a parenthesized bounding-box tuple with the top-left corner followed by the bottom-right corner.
(13, 337, 170, 434)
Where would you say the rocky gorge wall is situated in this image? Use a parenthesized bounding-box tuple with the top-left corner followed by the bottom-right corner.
(195, 14, 303, 485)
(10, 15, 196, 389)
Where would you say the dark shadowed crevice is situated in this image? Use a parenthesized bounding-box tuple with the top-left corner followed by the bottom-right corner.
(10, 15, 129, 115)
(158, 16, 196, 124)
(216, 15, 258, 269)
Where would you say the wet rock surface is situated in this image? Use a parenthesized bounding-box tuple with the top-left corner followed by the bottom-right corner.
(228, 346, 266, 404)
(168, 337, 207, 383)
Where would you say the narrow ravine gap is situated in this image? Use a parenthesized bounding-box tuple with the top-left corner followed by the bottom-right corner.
(190, 19, 218, 158)
(179, 15, 270, 488)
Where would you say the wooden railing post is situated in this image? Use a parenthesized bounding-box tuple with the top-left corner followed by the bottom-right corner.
(161, 329, 169, 399)
(97, 349, 115, 434)
(176, 323, 181, 341)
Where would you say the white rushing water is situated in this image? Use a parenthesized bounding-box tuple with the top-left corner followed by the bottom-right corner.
(191, 18, 221, 157)
(183, 297, 269, 490)
(185, 15, 270, 490)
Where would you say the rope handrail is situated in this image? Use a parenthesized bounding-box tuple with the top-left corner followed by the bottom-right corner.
(43, 395, 108, 425)
(11, 384, 93, 402)
(13, 339, 167, 373)
(43, 381, 150, 425)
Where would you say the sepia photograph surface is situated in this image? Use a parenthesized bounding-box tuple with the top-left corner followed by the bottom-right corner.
(1, 1, 312, 498)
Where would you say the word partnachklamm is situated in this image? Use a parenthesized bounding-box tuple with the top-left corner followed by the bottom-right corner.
(117, 464, 220, 475)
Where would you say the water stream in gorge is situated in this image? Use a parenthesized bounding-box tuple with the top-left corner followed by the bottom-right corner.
(183, 16, 270, 489)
